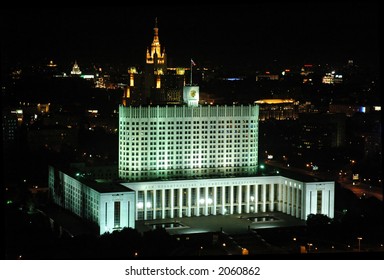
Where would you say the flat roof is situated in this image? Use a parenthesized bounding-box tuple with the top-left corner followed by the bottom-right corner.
(49, 164, 133, 194)
(84, 180, 133, 194)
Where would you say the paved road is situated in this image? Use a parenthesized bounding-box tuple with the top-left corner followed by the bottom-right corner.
(341, 180, 383, 201)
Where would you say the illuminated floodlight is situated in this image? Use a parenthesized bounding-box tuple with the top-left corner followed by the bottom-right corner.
(137, 202, 144, 209)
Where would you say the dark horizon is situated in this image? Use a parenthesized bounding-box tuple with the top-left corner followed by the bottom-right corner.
(1, 4, 380, 71)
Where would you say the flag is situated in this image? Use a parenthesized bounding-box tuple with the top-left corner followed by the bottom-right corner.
(191, 59, 196, 67)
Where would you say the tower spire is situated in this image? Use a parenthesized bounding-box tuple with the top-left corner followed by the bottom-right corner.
(147, 17, 165, 66)
(153, 17, 159, 44)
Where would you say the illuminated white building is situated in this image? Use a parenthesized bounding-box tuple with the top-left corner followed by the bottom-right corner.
(121, 176, 334, 222)
(48, 166, 135, 235)
(118, 103, 259, 182)
(48, 19, 335, 236)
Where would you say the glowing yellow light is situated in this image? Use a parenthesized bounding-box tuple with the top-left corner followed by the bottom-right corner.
(255, 99, 295, 104)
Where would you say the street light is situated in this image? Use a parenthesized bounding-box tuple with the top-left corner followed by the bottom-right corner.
(307, 243, 313, 253)
(357, 237, 362, 252)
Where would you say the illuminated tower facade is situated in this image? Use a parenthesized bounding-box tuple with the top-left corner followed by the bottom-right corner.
(144, 18, 168, 102)
(123, 18, 185, 106)
(118, 104, 259, 182)
(70, 60, 82, 76)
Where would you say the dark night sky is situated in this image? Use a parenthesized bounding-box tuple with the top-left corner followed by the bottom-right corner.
(1, 4, 380, 70)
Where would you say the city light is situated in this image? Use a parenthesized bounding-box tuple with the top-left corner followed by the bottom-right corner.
(357, 237, 362, 252)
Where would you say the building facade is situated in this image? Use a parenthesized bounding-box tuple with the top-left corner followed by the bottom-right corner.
(48, 166, 135, 235)
(121, 176, 334, 222)
(118, 104, 259, 182)
(255, 99, 298, 121)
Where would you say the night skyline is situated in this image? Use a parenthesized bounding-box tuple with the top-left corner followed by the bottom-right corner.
(1, 4, 380, 71)
(3, 4, 383, 263)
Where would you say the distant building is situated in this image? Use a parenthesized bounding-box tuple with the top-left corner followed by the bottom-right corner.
(300, 64, 314, 76)
(255, 99, 298, 121)
(329, 104, 366, 117)
(2, 108, 19, 143)
(70, 60, 82, 76)
(122, 19, 186, 106)
(297, 113, 346, 150)
(300, 64, 315, 84)
(255, 72, 279, 81)
(322, 71, 343, 84)
(27, 124, 78, 152)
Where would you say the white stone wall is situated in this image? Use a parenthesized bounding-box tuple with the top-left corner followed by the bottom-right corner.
(99, 192, 135, 235)
(303, 182, 335, 219)
(48, 166, 135, 235)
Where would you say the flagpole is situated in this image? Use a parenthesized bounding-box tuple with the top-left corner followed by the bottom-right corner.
(190, 58, 193, 85)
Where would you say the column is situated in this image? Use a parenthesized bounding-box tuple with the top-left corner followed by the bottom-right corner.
(262, 184, 267, 212)
(282, 184, 286, 213)
(287, 186, 291, 215)
(170, 188, 174, 219)
(229, 185, 234, 214)
(161, 189, 165, 219)
(237, 185, 242, 214)
(245, 185, 250, 213)
(329, 188, 335, 219)
(254, 185, 258, 213)
(221, 186, 226, 214)
(153, 189, 157, 220)
(204, 186, 209, 215)
(277, 184, 282, 211)
(196, 187, 200, 216)
(144, 190, 147, 220)
(135, 191, 139, 220)
(187, 187, 192, 217)
(270, 184, 274, 212)
(291, 186, 295, 216)
(296, 187, 300, 218)
(178, 187, 183, 218)
(213, 186, 217, 215)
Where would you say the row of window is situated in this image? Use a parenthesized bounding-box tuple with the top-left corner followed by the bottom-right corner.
(120, 131, 256, 137)
(120, 151, 255, 157)
(119, 166, 255, 174)
(121, 125, 256, 130)
(119, 156, 256, 162)
(120, 120, 255, 125)
(120, 160, 255, 168)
